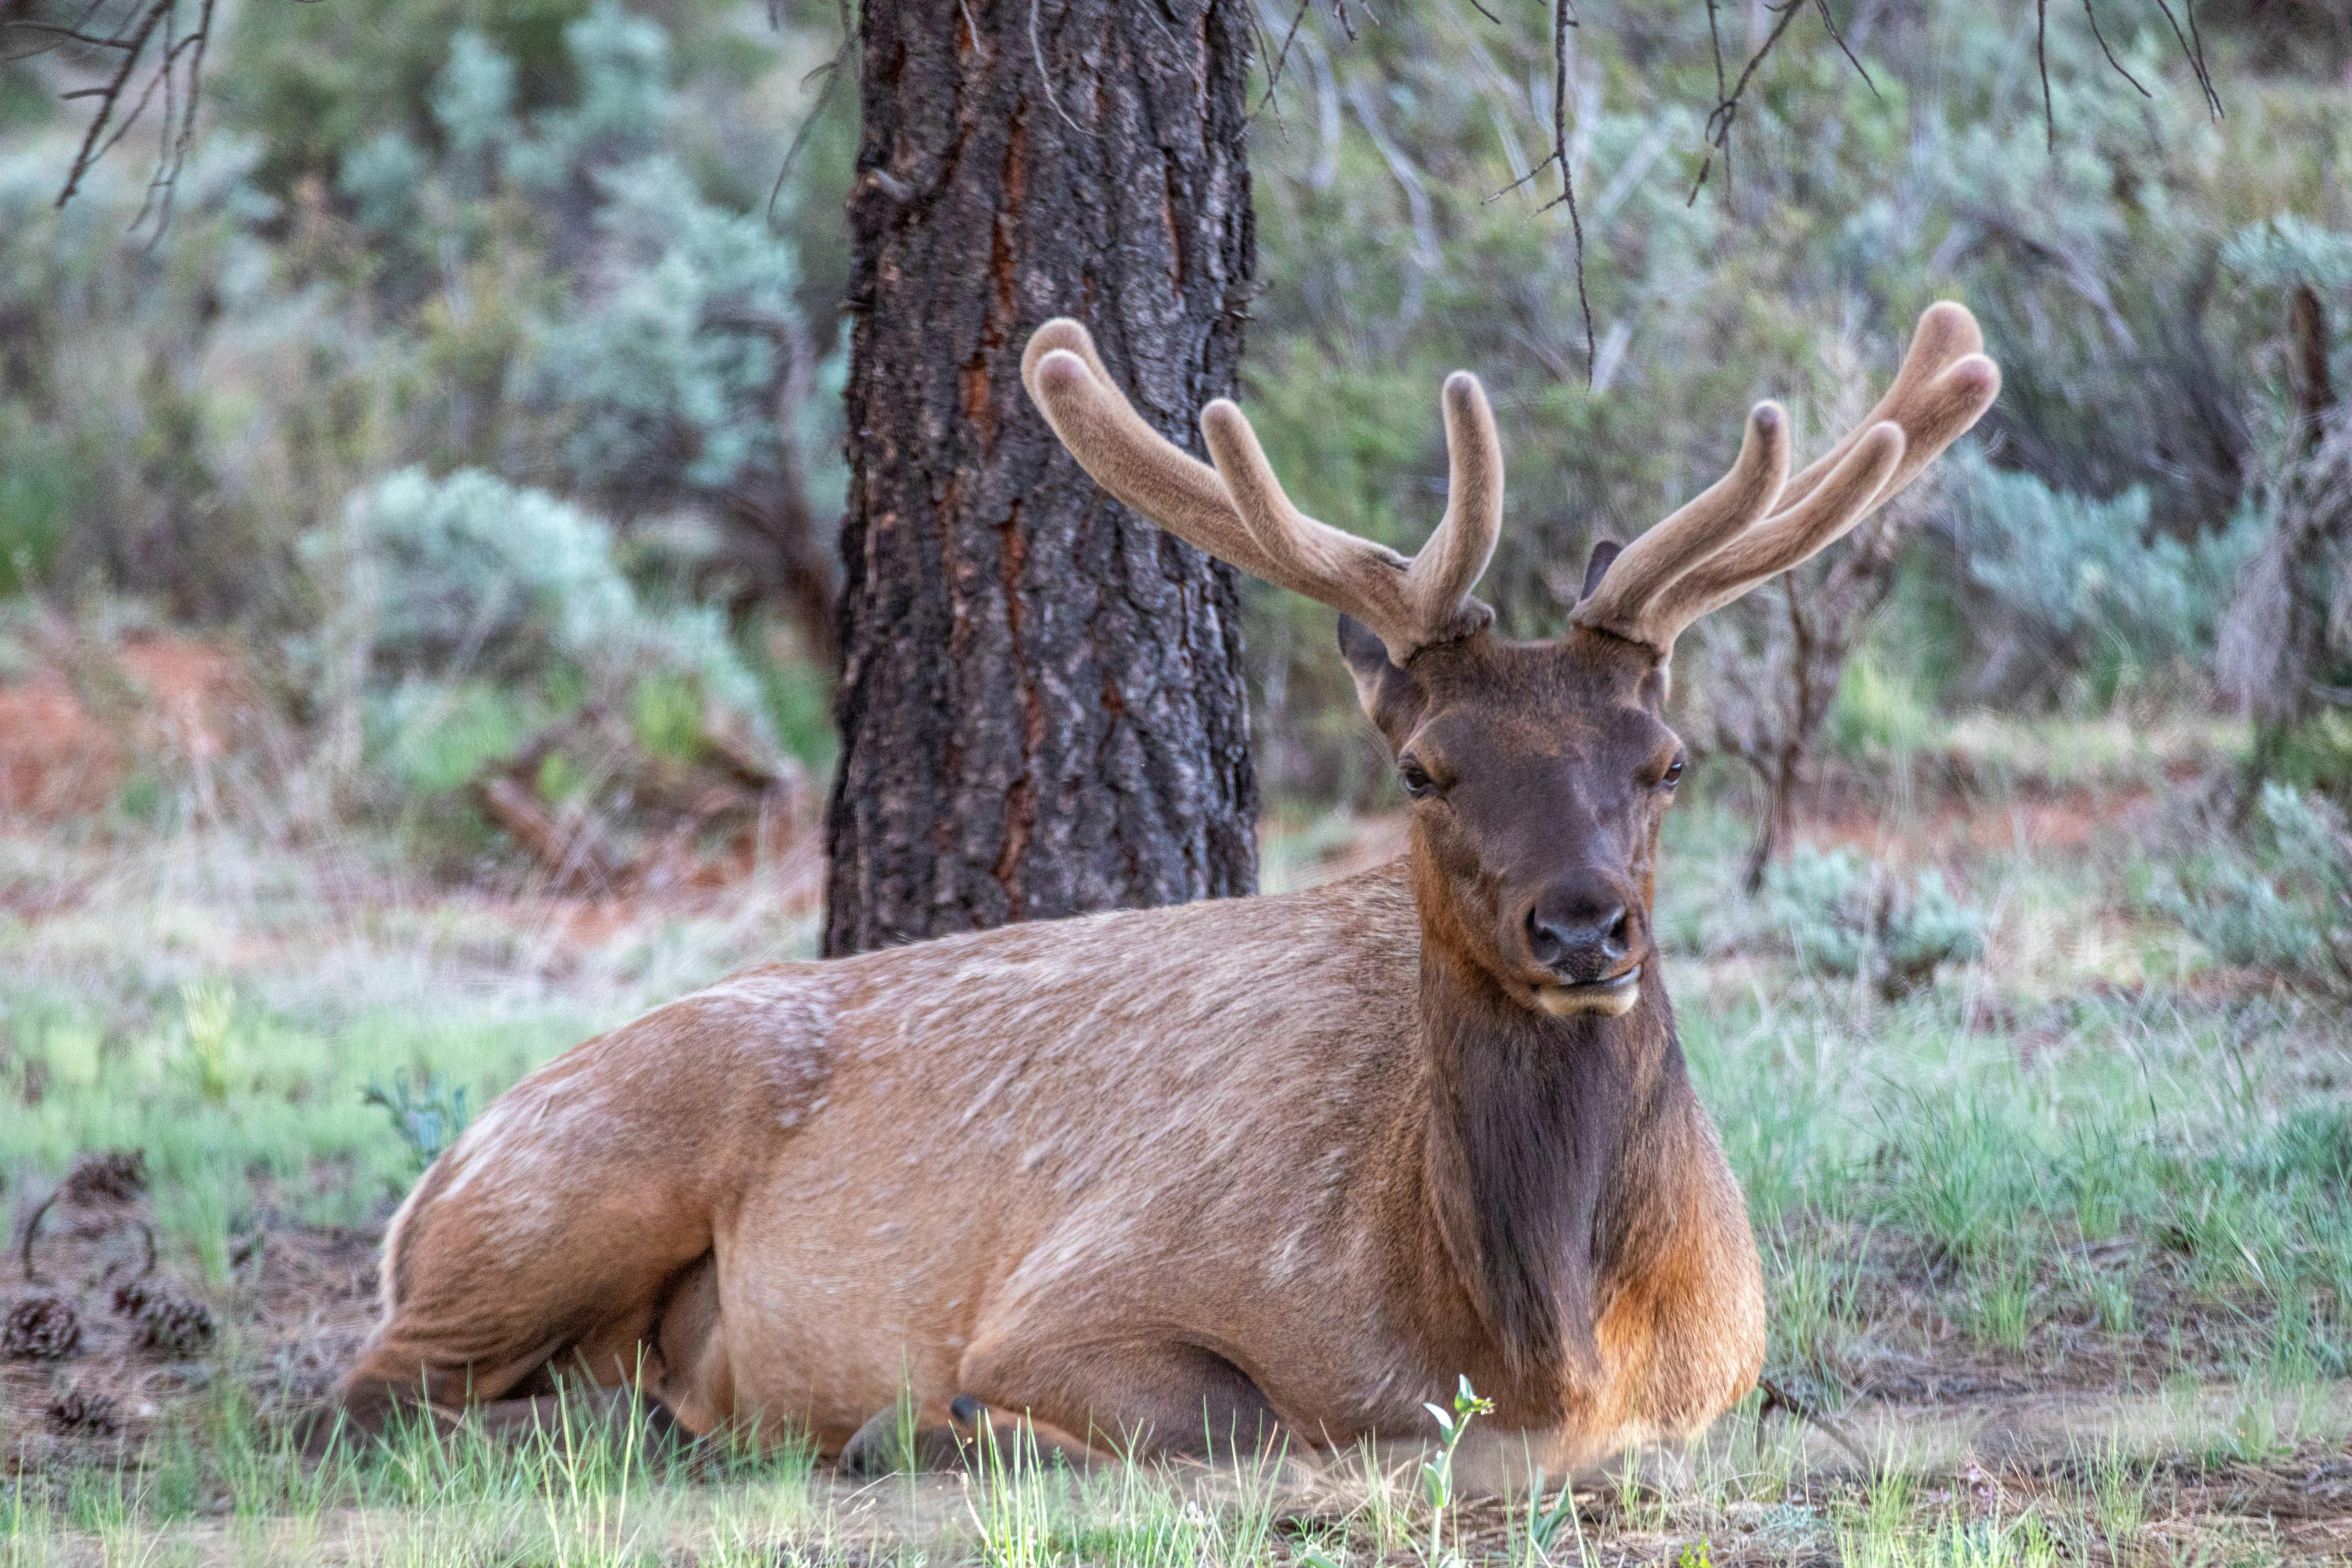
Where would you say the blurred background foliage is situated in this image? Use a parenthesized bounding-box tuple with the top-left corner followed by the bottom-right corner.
(0, 0, 2345, 878)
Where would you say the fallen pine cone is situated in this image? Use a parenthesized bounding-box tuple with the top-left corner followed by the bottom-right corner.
(58, 1150, 146, 1209)
(2, 1293, 81, 1360)
(46, 1387, 121, 1437)
(112, 1278, 215, 1358)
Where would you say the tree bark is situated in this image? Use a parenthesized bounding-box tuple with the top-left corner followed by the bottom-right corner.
(824, 0, 1258, 957)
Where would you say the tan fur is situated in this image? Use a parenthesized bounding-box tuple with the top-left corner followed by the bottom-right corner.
(345, 863, 1761, 1466)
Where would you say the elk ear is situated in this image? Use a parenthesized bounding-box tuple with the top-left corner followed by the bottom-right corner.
(1337, 613, 1414, 733)
(1578, 539, 1623, 602)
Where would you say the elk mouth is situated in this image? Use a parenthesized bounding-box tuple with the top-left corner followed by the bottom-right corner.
(1531, 964, 1643, 1018)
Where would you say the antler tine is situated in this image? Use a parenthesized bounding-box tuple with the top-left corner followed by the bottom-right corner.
(1642, 347, 2000, 643)
(1025, 317, 1504, 664)
(1776, 301, 1987, 514)
(1407, 372, 1506, 640)
(1570, 301, 2000, 657)
(1572, 402, 1792, 637)
(1022, 320, 1289, 587)
(1643, 422, 1907, 635)
(1197, 400, 1401, 597)
(1200, 376, 1500, 665)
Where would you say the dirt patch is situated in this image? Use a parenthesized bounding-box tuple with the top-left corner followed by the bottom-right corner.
(0, 634, 258, 820)
(1, 1194, 379, 1472)
(1799, 779, 2161, 868)
(0, 677, 118, 818)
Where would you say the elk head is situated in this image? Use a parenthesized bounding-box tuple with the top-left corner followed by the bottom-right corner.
(1023, 309, 1998, 1020)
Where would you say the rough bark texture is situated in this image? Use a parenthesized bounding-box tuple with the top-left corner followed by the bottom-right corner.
(825, 0, 1259, 957)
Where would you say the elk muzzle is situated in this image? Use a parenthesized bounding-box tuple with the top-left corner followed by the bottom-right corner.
(1522, 885, 1645, 1018)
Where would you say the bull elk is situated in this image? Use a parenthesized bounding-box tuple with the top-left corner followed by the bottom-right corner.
(339, 304, 1998, 1475)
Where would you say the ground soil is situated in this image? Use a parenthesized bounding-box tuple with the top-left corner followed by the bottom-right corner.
(0, 634, 254, 818)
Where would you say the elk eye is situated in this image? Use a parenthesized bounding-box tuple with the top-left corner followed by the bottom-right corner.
(1399, 758, 1438, 799)
(1660, 757, 1685, 789)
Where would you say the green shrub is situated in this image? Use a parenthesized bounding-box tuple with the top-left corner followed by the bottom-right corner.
(314, 466, 761, 717)
(0, 418, 73, 593)
(2152, 783, 2352, 996)
(1939, 445, 2263, 705)
(1765, 846, 1988, 996)
(1829, 649, 1937, 760)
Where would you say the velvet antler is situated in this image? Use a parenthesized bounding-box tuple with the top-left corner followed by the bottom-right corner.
(1022, 319, 1502, 665)
(1572, 302, 2000, 654)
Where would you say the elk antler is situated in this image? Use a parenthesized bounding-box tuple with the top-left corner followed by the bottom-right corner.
(1571, 302, 2001, 655)
(1022, 319, 1502, 665)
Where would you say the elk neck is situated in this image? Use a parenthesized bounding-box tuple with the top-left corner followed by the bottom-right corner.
(1407, 924, 1691, 1424)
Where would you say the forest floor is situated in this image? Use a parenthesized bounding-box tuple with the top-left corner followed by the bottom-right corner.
(0, 698, 2346, 1564)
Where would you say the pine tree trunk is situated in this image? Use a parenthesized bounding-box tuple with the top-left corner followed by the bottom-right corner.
(824, 0, 1258, 957)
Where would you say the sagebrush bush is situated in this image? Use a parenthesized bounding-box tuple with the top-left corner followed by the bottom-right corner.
(304, 467, 772, 800)
(316, 467, 759, 706)
(1938, 445, 2263, 705)
(1765, 846, 1988, 996)
(2152, 783, 2352, 995)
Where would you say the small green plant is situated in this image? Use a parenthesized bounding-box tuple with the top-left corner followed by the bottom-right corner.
(2152, 783, 2352, 997)
(180, 981, 237, 1104)
(1765, 847, 1987, 997)
(2079, 1434, 2147, 1556)
(1940, 444, 2260, 704)
(962, 1414, 1058, 1568)
(1765, 1223, 1870, 1382)
(363, 1070, 474, 1170)
(1514, 1470, 1587, 1568)
(1967, 1257, 2037, 1353)
(1421, 1376, 1494, 1568)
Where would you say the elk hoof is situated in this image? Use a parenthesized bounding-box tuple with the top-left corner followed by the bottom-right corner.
(949, 1394, 983, 1425)
(840, 1404, 973, 1475)
(840, 1407, 905, 1476)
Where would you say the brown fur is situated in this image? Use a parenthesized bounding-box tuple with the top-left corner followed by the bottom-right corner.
(340, 627, 1764, 1472)
(342, 303, 1997, 1473)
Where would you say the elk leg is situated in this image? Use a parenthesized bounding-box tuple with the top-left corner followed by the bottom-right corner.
(462, 1386, 692, 1447)
(837, 1396, 1105, 1475)
(954, 1338, 1295, 1463)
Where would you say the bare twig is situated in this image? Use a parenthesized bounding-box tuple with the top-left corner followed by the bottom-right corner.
(2181, 0, 2216, 112)
(1810, 0, 1878, 99)
(767, 3, 858, 225)
(1703, 0, 1730, 192)
(2149, 0, 2220, 116)
(2079, 0, 2150, 98)
(2036, 0, 2054, 152)
(1688, 0, 1800, 205)
(52, 0, 171, 209)
(1532, 0, 1594, 387)
(1255, 0, 1312, 113)
(1756, 1376, 1874, 1470)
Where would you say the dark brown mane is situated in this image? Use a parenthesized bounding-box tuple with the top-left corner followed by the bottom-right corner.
(1418, 943, 1687, 1416)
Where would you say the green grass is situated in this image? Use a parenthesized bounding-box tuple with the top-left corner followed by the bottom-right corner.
(0, 830, 819, 1249)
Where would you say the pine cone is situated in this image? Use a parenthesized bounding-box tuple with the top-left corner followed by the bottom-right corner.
(2, 1293, 82, 1360)
(46, 1387, 121, 1437)
(113, 1279, 214, 1358)
(59, 1150, 147, 1208)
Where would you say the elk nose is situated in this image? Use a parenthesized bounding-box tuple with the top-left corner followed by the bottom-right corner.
(1526, 895, 1632, 982)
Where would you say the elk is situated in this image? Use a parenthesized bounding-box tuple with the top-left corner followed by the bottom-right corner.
(338, 304, 1998, 1476)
